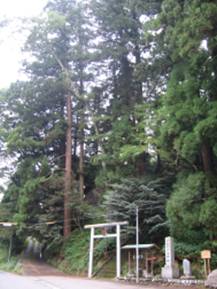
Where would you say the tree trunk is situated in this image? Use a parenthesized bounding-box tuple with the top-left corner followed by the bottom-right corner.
(73, 114, 78, 161)
(64, 94, 72, 238)
(78, 66, 85, 199)
(131, 7, 143, 103)
(136, 152, 146, 176)
(79, 100, 85, 200)
(201, 142, 212, 173)
(79, 137, 85, 199)
(51, 52, 73, 238)
(155, 153, 161, 173)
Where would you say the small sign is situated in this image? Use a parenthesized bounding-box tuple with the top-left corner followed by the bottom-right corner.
(201, 250, 211, 259)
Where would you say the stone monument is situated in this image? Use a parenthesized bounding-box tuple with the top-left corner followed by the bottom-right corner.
(161, 236, 179, 279)
(181, 258, 195, 279)
(183, 259, 192, 277)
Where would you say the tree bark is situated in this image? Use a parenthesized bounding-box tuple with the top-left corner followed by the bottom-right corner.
(136, 152, 146, 176)
(131, 7, 143, 103)
(79, 137, 85, 199)
(64, 94, 72, 238)
(51, 51, 74, 238)
(78, 65, 85, 199)
(73, 114, 78, 161)
(201, 142, 212, 173)
(79, 99, 85, 200)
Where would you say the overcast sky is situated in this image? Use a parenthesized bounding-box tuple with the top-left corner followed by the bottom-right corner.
(0, 0, 48, 88)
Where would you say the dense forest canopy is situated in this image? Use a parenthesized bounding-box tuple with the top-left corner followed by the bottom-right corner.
(0, 0, 217, 262)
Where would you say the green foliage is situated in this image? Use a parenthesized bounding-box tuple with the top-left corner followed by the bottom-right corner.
(0, 244, 22, 274)
(119, 144, 147, 161)
(154, 0, 217, 254)
(167, 172, 217, 242)
(0, 0, 217, 268)
(0, 0, 93, 247)
(174, 241, 204, 260)
(156, 0, 217, 169)
(70, 189, 105, 228)
(55, 229, 115, 275)
(200, 198, 217, 233)
(174, 240, 217, 272)
(55, 230, 86, 274)
(59, 230, 89, 274)
(103, 176, 173, 243)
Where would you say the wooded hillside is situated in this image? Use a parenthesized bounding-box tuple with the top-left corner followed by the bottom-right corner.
(0, 0, 217, 270)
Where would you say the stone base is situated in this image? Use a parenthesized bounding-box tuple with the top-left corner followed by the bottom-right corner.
(180, 275, 196, 280)
(161, 265, 179, 279)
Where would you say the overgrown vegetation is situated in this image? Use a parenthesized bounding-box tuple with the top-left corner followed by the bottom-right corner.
(0, 0, 217, 275)
(103, 176, 173, 243)
(0, 244, 22, 274)
(51, 229, 115, 276)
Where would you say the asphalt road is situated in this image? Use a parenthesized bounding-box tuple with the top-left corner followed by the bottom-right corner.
(0, 271, 206, 289)
(0, 272, 158, 289)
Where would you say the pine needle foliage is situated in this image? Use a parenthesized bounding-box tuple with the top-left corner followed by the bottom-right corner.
(103, 176, 172, 243)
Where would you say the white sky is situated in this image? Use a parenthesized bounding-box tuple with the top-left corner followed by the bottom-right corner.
(0, 0, 48, 88)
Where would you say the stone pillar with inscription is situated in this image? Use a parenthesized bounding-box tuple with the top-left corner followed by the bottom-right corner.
(161, 236, 179, 279)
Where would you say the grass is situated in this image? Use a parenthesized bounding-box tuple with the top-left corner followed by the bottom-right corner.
(49, 229, 117, 277)
(49, 229, 90, 275)
(0, 244, 22, 274)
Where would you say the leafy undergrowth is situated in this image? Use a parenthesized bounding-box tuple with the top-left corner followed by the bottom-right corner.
(0, 245, 22, 274)
(49, 229, 116, 277)
(49, 229, 89, 275)
(95, 257, 116, 278)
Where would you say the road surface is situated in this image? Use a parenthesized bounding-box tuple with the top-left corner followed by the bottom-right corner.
(0, 272, 161, 289)
(0, 260, 204, 289)
(0, 271, 205, 289)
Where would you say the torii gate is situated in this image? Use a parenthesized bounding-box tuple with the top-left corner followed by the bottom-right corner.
(84, 221, 128, 279)
(0, 222, 17, 262)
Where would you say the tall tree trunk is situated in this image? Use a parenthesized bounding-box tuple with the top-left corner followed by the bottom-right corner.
(59, 100, 66, 169)
(79, 136, 84, 199)
(79, 72, 85, 199)
(79, 102, 85, 199)
(201, 142, 212, 173)
(136, 152, 146, 176)
(131, 7, 143, 103)
(134, 43, 143, 102)
(52, 52, 74, 238)
(64, 94, 72, 238)
(75, 8, 86, 200)
(73, 114, 78, 161)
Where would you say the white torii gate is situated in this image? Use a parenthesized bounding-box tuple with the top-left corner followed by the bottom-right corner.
(0, 222, 17, 262)
(84, 221, 128, 279)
